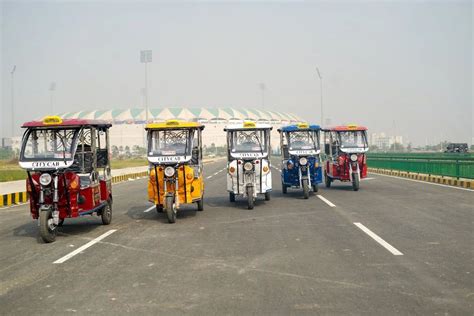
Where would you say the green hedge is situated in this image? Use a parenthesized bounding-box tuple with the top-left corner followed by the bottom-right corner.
(367, 153, 474, 179)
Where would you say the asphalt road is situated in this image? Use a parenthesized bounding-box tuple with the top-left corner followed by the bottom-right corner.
(0, 159, 472, 315)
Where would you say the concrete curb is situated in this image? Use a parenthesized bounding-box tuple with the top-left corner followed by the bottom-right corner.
(368, 168, 474, 189)
(0, 157, 225, 208)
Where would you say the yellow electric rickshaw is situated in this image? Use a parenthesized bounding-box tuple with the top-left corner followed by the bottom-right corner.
(146, 120, 205, 223)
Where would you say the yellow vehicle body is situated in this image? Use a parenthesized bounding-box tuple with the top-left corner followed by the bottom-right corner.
(148, 164, 204, 206)
(146, 120, 205, 222)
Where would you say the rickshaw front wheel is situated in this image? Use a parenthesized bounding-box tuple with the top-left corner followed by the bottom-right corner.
(303, 181, 310, 199)
(197, 197, 204, 211)
(39, 208, 57, 243)
(101, 201, 112, 225)
(165, 196, 176, 223)
(247, 187, 254, 210)
(352, 173, 360, 191)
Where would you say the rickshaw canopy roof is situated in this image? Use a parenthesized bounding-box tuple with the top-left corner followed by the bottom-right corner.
(22, 116, 111, 129)
(324, 124, 368, 132)
(224, 121, 272, 131)
(278, 123, 320, 132)
(146, 119, 204, 130)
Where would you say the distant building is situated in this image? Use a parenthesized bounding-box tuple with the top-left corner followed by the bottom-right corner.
(370, 132, 404, 150)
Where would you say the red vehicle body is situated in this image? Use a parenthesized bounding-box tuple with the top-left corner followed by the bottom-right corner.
(323, 125, 369, 191)
(19, 116, 113, 242)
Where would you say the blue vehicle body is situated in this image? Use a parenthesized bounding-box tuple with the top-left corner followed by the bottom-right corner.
(278, 124, 323, 193)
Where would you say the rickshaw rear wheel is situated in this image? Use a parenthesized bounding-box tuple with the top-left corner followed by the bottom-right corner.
(156, 205, 163, 213)
(229, 192, 235, 202)
(101, 201, 112, 225)
(197, 197, 204, 211)
(282, 183, 287, 194)
(165, 196, 176, 223)
(39, 208, 57, 243)
(303, 181, 309, 199)
(325, 173, 331, 188)
(352, 173, 360, 191)
(312, 184, 318, 192)
(265, 192, 271, 201)
(247, 187, 254, 210)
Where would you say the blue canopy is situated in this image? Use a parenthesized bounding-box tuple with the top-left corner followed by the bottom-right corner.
(278, 124, 321, 132)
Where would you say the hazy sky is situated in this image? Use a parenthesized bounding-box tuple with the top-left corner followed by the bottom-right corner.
(1, 0, 472, 145)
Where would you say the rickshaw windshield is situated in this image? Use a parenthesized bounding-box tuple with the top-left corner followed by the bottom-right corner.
(288, 131, 319, 151)
(148, 129, 194, 156)
(230, 130, 267, 153)
(338, 131, 368, 148)
(20, 128, 79, 161)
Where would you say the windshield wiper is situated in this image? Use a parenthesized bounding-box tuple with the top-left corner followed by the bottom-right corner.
(308, 131, 318, 151)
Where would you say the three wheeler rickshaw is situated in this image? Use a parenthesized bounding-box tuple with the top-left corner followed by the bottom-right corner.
(224, 121, 272, 209)
(323, 125, 369, 191)
(146, 120, 205, 223)
(19, 116, 113, 243)
(278, 123, 322, 199)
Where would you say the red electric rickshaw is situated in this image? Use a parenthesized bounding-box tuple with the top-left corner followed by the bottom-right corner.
(19, 116, 113, 242)
(323, 125, 369, 191)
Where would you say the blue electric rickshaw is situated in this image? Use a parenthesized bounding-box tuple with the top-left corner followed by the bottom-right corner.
(278, 123, 322, 199)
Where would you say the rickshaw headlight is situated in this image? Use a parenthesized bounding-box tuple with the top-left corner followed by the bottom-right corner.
(243, 162, 253, 171)
(39, 173, 52, 186)
(350, 154, 358, 162)
(164, 166, 175, 177)
(299, 157, 308, 166)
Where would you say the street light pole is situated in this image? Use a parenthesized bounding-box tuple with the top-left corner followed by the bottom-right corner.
(259, 83, 266, 109)
(10, 65, 16, 137)
(316, 67, 323, 126)
(140, 50, 152, 123)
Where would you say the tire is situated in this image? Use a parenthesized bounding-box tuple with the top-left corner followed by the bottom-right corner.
(325, 173, 331, 188)
(156, 205, 163, 213)
(303, 180, 309, 199)
(265, 191, 271, 201)
(101, 201, 112, 225)
(39, 208, 57, 243)
(312, 184, 318, 192)
(247, 186, 254, 210)
(229, 192, 235, 202)
(352, 173, 360, 191)
(282, 183, 287, 194)
(165, 195, 176, 223)
(197, 197, 204, 211)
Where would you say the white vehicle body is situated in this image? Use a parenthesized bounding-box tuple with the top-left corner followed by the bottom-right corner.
(224, 123, 272, 199)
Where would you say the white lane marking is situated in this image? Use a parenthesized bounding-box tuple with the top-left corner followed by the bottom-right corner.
(53, 230, 117, 264)
(317, 195, 336, 207)
(144, 205, 155, 213)
(353, 222, 403, 256)
(362, 177, 375, 181)
(369, 172, 473, 192)
(207, 175, 213, 179)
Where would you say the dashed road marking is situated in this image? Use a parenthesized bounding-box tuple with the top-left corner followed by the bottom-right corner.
(53, 229, 118, 264)
(144, 205, 155, 213)
(354, 222, 403, 256)
(317, 195, 336, 207)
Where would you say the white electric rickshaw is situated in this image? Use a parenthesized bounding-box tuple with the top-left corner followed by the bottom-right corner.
(224, 121, 272, 209)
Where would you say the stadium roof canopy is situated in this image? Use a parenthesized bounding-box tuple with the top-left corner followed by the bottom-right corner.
(57, 107, 303, 124)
